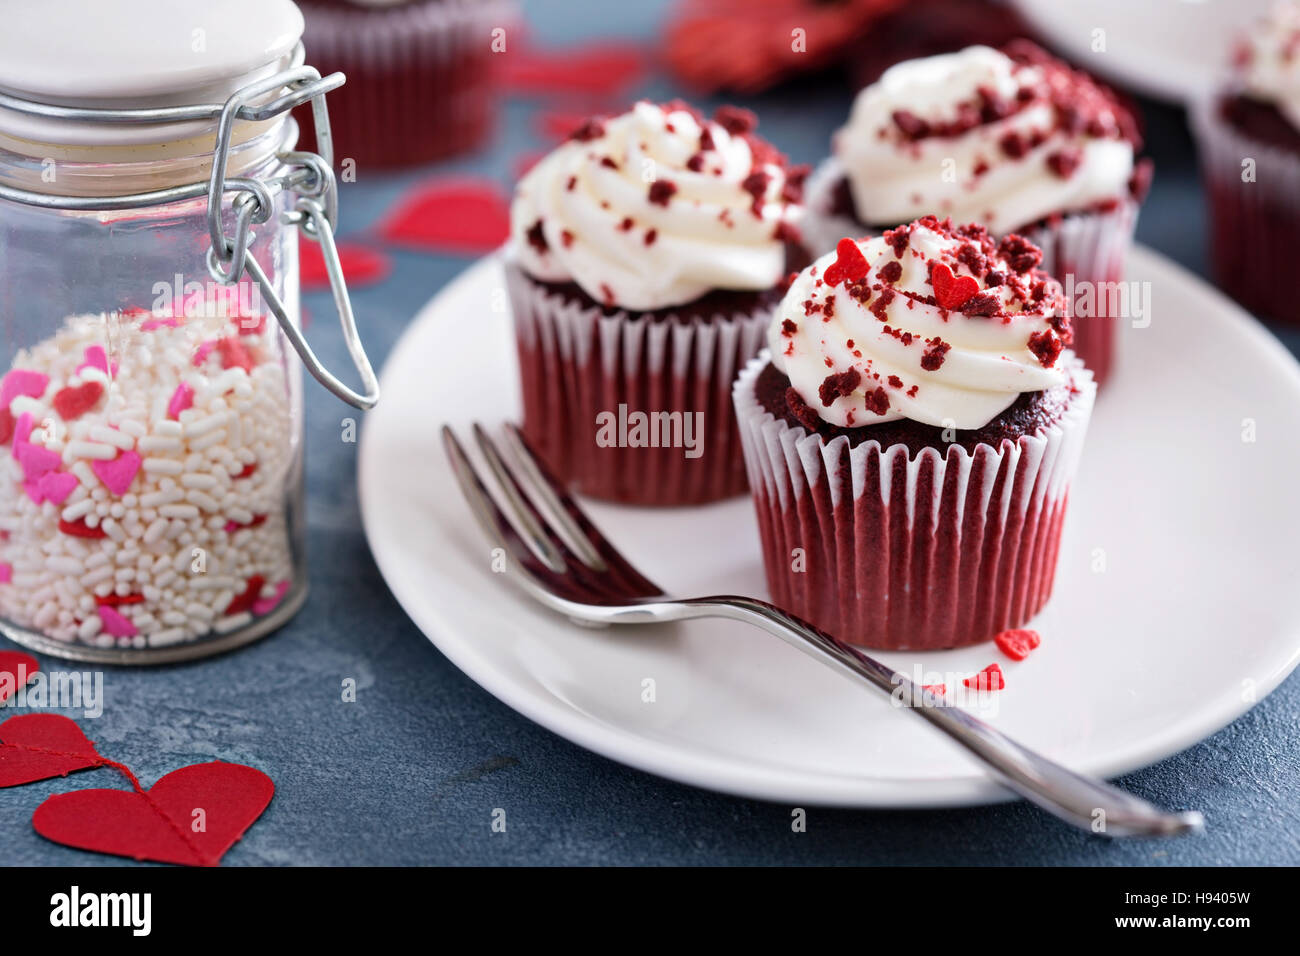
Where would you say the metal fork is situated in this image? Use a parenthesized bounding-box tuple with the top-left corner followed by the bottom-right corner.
(444, 423, 1204, 838)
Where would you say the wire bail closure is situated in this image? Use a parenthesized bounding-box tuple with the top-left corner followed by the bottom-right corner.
(0, 44, 379, 410)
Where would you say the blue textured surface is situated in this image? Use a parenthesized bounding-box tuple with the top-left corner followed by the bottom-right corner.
(2, 0, 1298, 866)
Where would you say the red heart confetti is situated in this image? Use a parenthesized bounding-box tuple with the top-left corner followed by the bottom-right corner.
(52, 382, 104, 421)
(376, 178, 511, 255)
(32, 761, 274, 866)
(962, 663, 1006, 692)
(0, 407, 13, 445)
(502, 41, 649, 96)
(0, 650, 39, 703)
(824, 237, 869, 287)
(299, 238, 391, 291)
(994, 628, 1042, 661)
(931, 262, 980, 311)
(0, 713, 105, 789)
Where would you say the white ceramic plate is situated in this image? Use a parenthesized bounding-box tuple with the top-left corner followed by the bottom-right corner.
(1010, 0, 1273, 104)
(359, 247, 1300, 807)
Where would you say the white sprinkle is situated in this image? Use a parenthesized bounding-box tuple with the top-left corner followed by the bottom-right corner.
(159, 504, 199, 519)
(88, 425, 135, 450)
(143, 457, 184, 475)
(65, 440, 118, 461)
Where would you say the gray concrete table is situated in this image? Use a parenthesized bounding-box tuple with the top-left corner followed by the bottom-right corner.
(2, 0, 1296, 865)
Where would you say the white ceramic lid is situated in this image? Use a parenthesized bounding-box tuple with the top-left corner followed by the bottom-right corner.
(0, 0, 305, 148)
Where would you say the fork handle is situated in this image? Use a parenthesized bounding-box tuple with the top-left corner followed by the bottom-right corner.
(667, 596, 1203, 837)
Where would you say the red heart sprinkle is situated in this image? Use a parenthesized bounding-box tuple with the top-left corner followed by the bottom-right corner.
(962, 663, 1005, 691)
(0, 650, 39, 704)
(823, 237, 869, 287)
(994, 628, 1042, 661)
(0, 407, 14, 445)
(216, 336, 255, 373)
(52, 382, 104, 421)
(224, 574, 266, 617)
(58, 517, 107, 539)
(32, 761, 274, 866)
(931, 262, 981, 310)
(0, 713, 105, 789)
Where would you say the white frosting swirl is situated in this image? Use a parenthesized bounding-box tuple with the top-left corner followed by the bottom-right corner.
(769, 219, 1069, 430)
(510, 101, 802, 311)
(1237, 2, 1300, 131)
(835, 46, 1134, 233)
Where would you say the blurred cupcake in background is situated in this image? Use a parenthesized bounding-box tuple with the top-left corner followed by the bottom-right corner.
(296, 0, 518, 168)
(804, 42, 1151, 386)
(506, 101, 807, 506)
(733, 217, 1095, 650)
(1194, 1, 1300, 324)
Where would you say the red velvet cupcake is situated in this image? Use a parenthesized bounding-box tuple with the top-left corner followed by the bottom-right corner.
(733, 217, 1095, 650)
(804, 42, 1150, 386)
(1194, 3, 1300, 324)
(296, 0, 518, 168)
(507, 101, 806, 506)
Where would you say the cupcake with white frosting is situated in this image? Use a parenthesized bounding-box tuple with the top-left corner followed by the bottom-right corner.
(733, 216, 1096, 649)
(1193, 1, 1300, 324)
(805, 41, 1150, 385)
(506, 100, 807, 505)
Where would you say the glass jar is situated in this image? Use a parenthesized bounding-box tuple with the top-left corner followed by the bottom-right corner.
(0, 2, 377, 663)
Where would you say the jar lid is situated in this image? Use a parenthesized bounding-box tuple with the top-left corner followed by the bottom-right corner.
(0, 0, 305, 148)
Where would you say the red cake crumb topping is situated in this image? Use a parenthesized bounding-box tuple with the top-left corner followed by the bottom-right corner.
(741, 170, 770, 216)
(1027, 329, 1063, 367)
(525, 219, 548, 254)
(921, 338, 951, 370)
(560, 229, 574, 248)
(963, 663, 1005, 691)
(997, 233, 1041, 273)
(781, 319, 798, 336)
(618, 217, 634, 231)
(643, 228, 658, 246)
(647, 180, 677, 206)
(568, 118, 606, 142)
(819, 367, 862, 406)
(714, 105, 757, 135)
(1045, 148, 1083, 178)
(862, 386, 890, 416)
(994, 628, 1041, 661)
(879, 260, 903, 284)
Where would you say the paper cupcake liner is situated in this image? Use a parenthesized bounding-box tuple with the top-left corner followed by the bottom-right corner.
(733, 352, 1096, 650)
(296, 0, 518, 168)
(1192, 95, 1300, 324)
(1019, 201, 1138, 388)
(804, 157, 1137, 386)
(507, 256, 772, 506)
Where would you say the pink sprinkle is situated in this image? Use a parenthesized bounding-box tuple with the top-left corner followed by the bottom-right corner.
(192, 340, 217, 366)
(91, 450, 142, 496)
(16, 442, 61, 482)
(37, 470, 79, 505)
(252, 580, 291, 616)
(0, 563, 10, 583)
(97, 605, 138, 637)
(10, 413, 32, 457)
(75, 345, 110, 376)
(22, 481, 44, 505)
(167, 383, 195, 419)
(0, 369, 49, 409)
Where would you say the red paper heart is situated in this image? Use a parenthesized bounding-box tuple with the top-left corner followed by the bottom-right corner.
(0, 650, 38, 703)
(376, 178, 510, 255)
(33, 761, 274, 866)
(931, 262, 980, 310)
(51, 382, 104, 421)
(299, 239, 391, 291)
(0, 713, 105, 788)
(502, 42, 648, 96)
